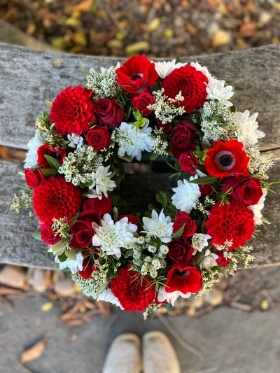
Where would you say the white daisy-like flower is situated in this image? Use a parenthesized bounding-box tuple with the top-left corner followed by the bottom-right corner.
(88, 165, 116, 199)
(171, 176, 201, 213)
(192, 233, 212, 255)
(53, 251, 84, 274)
(206, 77, 234, 106)
(199, 249, 218, 269)
(248, 188, 267, 225)
(92, 214, 137, 258)
(24, 130, 44, 169)
(116, 122, 154, 161)
(97, 288, 123, 309)
(142, 210, 173, 243)
(67, 133, 84, 149)
(157, 286, 191, 306)
(154, 59, 187, 79)
(234, 110, 265, 146)
(190, 62, 212, 80)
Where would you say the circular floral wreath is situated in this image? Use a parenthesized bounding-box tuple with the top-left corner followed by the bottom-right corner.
(17, 55, 273, 315)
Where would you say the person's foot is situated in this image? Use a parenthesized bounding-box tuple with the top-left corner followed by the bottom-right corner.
(142, 331, 181, 373)
(102, 333, 142, 373)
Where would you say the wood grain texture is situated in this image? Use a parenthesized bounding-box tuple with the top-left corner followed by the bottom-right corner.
(1, 159, 279, 269)
(0, 42, 280, 149)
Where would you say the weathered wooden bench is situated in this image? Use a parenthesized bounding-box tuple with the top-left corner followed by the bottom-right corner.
(0, 42, 279, 269)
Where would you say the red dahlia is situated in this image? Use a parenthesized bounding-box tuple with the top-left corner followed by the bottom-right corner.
(116, 55, 158, 94)
(165, 264, 202, 294)
(110, 268, 156, 311)
(50, 86, 95, 135)
(162, 65, 208, 113)
(33, 176, 82, 225)
(205, 200, 255, 250)
(205, 139, 250, 179)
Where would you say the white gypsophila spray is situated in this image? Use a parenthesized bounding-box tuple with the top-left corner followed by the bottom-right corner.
(142, 210, 173, 243)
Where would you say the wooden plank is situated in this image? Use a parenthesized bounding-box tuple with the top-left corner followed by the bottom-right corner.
(0, 43, 280, 150)
(1, 158, 280, 269)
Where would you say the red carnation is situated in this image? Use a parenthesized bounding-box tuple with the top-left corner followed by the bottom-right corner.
(116, 55, 158, 94)
(37, 144, 66, 169)
(85, 126, 111, 151)
(216, 251, 231, 267)
(221, 176, 263, 206)
(173, 212, 197, 239)
(162, 65, 208, 113)
(178, 151, 199, 174)
(25, 168, 45, 189)
(94, 98, 124, 130)
(79, 255, 97, 280)
(69, 211, 100, 249)
(131, 92, 155, 116)
(167, 239, 194, 269)
(205, 200, 255, 250)
(205, 140, 250, 179)
(110, 268, 156, 311)
(165, 264, 202, 294)
(82, 194, 112, 216)
(40, 223, 61, 245)
(33, 176, 82, 225)
(170, 119, 197, 159)
(50, 86, 95, 135)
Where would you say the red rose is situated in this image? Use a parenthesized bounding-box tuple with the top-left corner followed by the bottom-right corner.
(162, 65, 208, 113)
(40, 223, 61, 245)
(37, 144, 66, 169)
(205, 200, 255, 250)
(79, 255, 97, 280)
(33, 176, 82, 225)
(85, 126, 111, 151)
(167, 239, 194, 268)
(178, 151, 199, 174)
(25, 168, 45, 189)
(94, 98, 124, 130)
(110, 267, 156, 311)
(199, 184, 214, 198)
(50, 86, 95, 135)
(69, 211, 100, 249)
(157, 120, 171, 133)
(119, 214, 140, 229)
(205, 140, 250, 179)
(131, 92, 154, 116)
(221, 176, 263, 206)
(116, 55, 158, 94)
(170, 119, 197, 158)
(82, 195, 112, 216)
(173, 212, 197, 239)
(216, 251, 231, 267)
(165, 264, 202, 294)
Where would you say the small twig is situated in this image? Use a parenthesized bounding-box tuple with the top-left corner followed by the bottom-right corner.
(155, 312, 205, 361)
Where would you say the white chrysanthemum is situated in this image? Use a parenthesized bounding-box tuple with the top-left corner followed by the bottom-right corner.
(24, 130, 44, 168)
(97, 288, 123, 309)
(171, 176, 201, 213)
(192, 233, 212, 255)
(92, 214, 137, 258)
(88, 165, 116, 199)
(234, 110, 265, 146)
(248, 188, 267, 225)
(157, 286, 191, 306)
(154, 59, 187, 79)
(67, 133, 84, 149)
(116, 122, 154, 161)
(53, 251, 84, 274)
(206, 77, 234, 106)
(142, 210, 173, 243)
(190, 62, 212, 80)
(199, 250, 218, 269)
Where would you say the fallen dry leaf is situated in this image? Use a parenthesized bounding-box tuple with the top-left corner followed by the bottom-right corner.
(20, 337, 47, 364)
(66, 0, 94, 13)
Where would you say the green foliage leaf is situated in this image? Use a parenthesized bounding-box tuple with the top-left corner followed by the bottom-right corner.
(156, 191, 167, 208)
(58, 252, 68, 263)
(50, 239, 68, 256)
(69, 212, 79, 226)
(188, 176, 217, 185)
(65, 249, 77, 260)
(150, 152, 159, 161)
(172, 224, 186, 239)
(44, 155, 61, 170)
(32, 232, 42, 241)
(41, 168, 57, 177)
